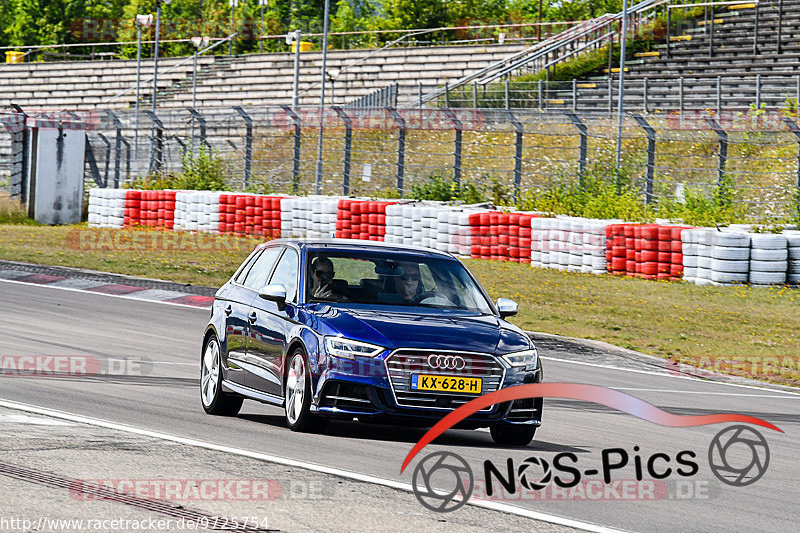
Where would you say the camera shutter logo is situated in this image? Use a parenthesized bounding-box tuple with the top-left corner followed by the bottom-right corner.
(517, 456, 552, 491)
(708, 425, 770, 487)
(412, 451, 473, 512)
(427, 355, 466, 371)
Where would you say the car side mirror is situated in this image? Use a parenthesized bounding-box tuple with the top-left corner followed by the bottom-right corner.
(496, 298, 518, 318)
(259, 283, 287, 310)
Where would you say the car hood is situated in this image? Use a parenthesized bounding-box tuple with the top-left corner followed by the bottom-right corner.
(305, 305, 531, 355)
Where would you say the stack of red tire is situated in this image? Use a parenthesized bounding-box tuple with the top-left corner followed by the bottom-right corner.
(124, 190, 175, 229)
(218, 194, 283, 238)
(469, 211, 536, 262)
(606, 223, 687, 280)
(336, 200, 395, 241)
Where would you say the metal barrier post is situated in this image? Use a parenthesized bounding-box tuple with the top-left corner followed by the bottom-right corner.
(188, 108, 208, 150)
(387, 107, 406, 195)
(717, 76, 722, 116)
(643, 78, 648, 114)
(107, 111, 124, 188)
(472, 82, 478, 109)
(234, 106, 252, 189)
(445, 82, 450, 108)
(443, 109, 462, 186)
(97, 133, 112, 187)
(631, 113, 656, 205)
(705, 115, 729, 193)
(755, 74, 761, 109)
(564, 111, 588, 187)
(538, 79, 543, 109)
(781, 117, 800, 189)
(506, 111, 524, 202)
(144, 110, 163, 174)
(679, 77, 684, 123)
(572, 78, 577, 110)
(504, 79, 510, 109)
(332, 106, 352, 195)
(281, 105, 302, 194)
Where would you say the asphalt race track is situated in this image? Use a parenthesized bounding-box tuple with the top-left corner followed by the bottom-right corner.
(1, 280, 797, 532)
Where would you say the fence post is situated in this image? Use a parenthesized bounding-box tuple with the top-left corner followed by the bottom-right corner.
(572, 78, 577, 110)
(387, 107, 406, 195)
(472, 81, 478, 109)
(564, 110, 588, 188)
(443, 109, 462, 187)
(538, 79, 543, 110)
(120, 136, 131, 182)
(144, 110, 163, 174)
(781, 117, 800, 189)
(97, 133, 112, 187)
(234, 106, 253, 189)
(704, 115, 729, 194)
(281, 105, 302, 194)
(717, 76, 722, 116)
(505, 111, 524, 203)
(107, 111, 123, 188)
(332, 106, 352, 195)
(504, 79, 510, 109)
(631, 113, 656, 205)
(7, 104, 28, 200)
(445, 82, 450, 108)
(679, 76, 684, 123)
(188, 108, 208, 150)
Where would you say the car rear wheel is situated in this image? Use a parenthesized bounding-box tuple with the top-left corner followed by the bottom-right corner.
(490, 422, 536, 446)
(201, 335, 243, 416)
(284, 349, 328, 433)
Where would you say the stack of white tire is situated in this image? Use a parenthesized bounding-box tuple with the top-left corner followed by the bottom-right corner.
(578, 219, 611, 274)
(749, 233, 788, 286)
(87, 188, 125, 228)
(787, 231, 800, 285)
(308, 197, 338, 238)
(696, 229, 714, 285)
(434, 208, 473, 255)
(174, 191, 220, 232)
(710, 231, 750, 284)
(383, 204, 405, 245)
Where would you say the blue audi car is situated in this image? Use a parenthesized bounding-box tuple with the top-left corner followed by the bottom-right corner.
(201, 239, 543, 445)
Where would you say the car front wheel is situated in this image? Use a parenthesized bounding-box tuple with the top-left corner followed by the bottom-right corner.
(284, 349, 328, 433)
(490, 422, 536, 446)
(201, 334, 243, 416)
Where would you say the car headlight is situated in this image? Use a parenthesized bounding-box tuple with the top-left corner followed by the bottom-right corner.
(324, 336, 384, 359)
(501, 348, 538, 371)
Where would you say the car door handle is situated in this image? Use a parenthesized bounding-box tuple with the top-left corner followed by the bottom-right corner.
(248, 311, 257, 324)
(224, 305, 232, 316)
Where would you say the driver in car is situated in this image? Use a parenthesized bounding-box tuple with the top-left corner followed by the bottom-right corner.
(310, 256, 337, 299)
(396, 262, 423, 303)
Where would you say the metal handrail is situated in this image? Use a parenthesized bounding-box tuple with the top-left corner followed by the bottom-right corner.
(666, 1, 758, 9)
(412, 0, 672, 107)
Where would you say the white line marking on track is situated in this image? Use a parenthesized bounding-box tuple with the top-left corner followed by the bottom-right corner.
(0, 398, 625, 533)
(0, 278, 211, 311)
(542, 356, 800, 396)
(611, 387, 800, 399)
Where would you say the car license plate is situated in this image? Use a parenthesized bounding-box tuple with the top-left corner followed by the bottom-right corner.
(410, 374, 482, 394)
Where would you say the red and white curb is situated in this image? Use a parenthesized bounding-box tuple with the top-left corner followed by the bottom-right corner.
(0, 268, 214, 309)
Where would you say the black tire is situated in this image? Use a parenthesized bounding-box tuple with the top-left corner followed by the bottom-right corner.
(284, 349, 328, 433)
(490, 422, 537, 446)
(200, 334, 243, 416)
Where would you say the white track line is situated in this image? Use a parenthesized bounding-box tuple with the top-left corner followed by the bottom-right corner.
(611, 387, 800, 399)
(0, 398, 625, 533)
(542, 356, 800, 396)
(0, 278, 211, 311)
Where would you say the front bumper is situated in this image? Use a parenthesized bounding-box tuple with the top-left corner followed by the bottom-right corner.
(311, 349, 542, 427)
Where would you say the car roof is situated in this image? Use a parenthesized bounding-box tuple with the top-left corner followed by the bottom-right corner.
(257, 238, 457, 259)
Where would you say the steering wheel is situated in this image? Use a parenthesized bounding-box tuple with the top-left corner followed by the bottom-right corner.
(412, 291, 456, 306)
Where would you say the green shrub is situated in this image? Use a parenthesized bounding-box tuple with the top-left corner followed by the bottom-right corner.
(129, 146, 227, 191)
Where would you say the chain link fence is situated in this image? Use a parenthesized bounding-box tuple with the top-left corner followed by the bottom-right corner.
(3, 105, 800, 221)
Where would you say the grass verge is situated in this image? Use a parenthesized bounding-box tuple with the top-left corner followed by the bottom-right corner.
(1, 224, 798, 386)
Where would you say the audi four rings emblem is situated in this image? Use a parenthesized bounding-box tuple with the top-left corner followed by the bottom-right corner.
(427, 355, 466, 370)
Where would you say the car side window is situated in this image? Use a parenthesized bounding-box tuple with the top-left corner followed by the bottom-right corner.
(269, 248, 299, 302)
(243, 247, 283, 290)
(234, 250, 261, 283)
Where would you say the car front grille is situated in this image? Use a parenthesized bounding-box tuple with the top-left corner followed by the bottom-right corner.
(385, 349, 505, 411)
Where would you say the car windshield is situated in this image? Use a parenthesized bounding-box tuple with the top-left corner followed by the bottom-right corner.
(306, 250, 494, 313)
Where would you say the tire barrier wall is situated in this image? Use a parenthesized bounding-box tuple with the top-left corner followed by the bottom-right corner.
(87, 190, 800, 287)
